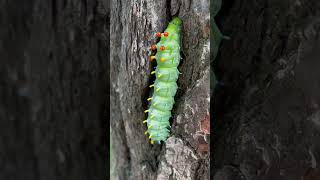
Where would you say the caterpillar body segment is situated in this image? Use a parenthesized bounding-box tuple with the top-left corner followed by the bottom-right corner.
(144, 17, 182, 144)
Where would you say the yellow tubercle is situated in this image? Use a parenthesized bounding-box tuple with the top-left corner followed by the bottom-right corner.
(147, 97, 152, 101)
(149, 84, 154, 88)
(144, 110, 149, 113)
(149, 56, 156, 61)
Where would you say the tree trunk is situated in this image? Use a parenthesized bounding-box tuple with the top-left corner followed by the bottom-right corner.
(110, 0, 210, 179)
(213, 0, 320, 180)
(0, 0, 109, 179)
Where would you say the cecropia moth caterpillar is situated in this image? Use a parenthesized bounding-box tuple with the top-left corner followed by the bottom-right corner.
(144, 17, 182, 144)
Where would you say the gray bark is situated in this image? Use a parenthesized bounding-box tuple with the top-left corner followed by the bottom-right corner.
(213, 0, 320, 180)
(110, 0, 210, 179)
(0, 0, 109, 179)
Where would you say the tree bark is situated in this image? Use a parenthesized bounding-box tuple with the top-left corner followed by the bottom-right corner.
(213, 0, 320, 180)
(0, 0, 109, 179)
(110, 0, 210, 179)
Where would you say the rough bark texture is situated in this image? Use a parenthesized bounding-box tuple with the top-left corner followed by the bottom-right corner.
(0, 0, 109, 179)
(213, 0, 320, 180)
(110, 0, 210, 179)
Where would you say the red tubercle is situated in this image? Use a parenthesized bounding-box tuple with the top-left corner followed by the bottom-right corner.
(163, 32, 168, 37)
(155, 32, 161, 38)
(160, 46, 165, 51)
(150, 45, 157, 50)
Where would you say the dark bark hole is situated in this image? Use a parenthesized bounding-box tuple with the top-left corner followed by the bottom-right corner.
(141, 58, 157, 111)
(166, 0, 171, 19)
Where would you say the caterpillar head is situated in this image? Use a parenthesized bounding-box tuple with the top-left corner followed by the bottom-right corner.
(171, 17, 182, 26)
(166, 17, 182, 35)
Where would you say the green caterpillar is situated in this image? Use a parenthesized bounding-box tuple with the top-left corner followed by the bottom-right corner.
(143, 17, 182, 144)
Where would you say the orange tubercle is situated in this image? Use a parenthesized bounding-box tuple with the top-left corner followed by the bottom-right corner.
(163, 32, 168, 37)
(160, 46, 165, 51)
(156, 32, 161, 37)
(150, 45, 157, 50)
